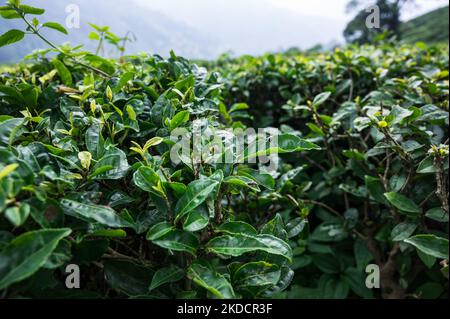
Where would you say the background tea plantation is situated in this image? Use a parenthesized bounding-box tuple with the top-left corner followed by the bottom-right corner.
(0, 1, 449, 299)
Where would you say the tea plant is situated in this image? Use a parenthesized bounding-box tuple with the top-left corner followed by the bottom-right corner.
(210, 42, 449, 298)
(0, 0, 448, 299)
(0, 0, 322, 299)
(88, 23, 135, 60)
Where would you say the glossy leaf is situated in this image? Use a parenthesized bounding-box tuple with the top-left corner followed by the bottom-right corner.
(404, 235, 449, 259)
(384, 192, 421, 215)
(206, 234, 292, 261)
(365, 176, 388, 204)
(149, 265, 184, 291)
(60, 199, 134, 228)
(174, 176, 220, 223)
(244, 134, 320, 160)
(147, 223, 198, 255)
(133, 166, 164, 197)
(425, 208, 449, 223)
(188, 261, 235, 299)
(391, 222, 417, 242)
(233, 262, 281, 288)
(42, 22, 68, 34)
(183, 207, 209, 232)
(224, 175, 261, 192)
(169, 110, 190, 131)
(216, 221, 258, 236)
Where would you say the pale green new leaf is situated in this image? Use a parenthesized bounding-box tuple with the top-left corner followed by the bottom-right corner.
(42, 22, 68, 34)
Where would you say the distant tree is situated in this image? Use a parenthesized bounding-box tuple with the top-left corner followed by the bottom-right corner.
(344, 0, 414, 44)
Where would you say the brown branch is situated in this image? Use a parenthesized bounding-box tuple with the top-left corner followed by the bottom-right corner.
(214, 186, 226, 224)
(435, 154, 449, 214)
(302, 199, 341, 217)
(380, 244, 404, 299)
(364, 228, 405, 299)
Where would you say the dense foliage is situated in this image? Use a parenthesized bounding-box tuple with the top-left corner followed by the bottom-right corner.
(207, 42, 449, 299)
(0, 1, 449, 299)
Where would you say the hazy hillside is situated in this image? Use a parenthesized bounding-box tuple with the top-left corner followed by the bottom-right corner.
(0, 0, 348, 63)
(1, 1, 448, 64)
(0, 0, 219, 63)
(401, 6, 449, 44)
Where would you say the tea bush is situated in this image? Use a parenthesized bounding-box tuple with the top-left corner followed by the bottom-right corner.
(0, 1, 449, 299)
(209, 43, 449, 299)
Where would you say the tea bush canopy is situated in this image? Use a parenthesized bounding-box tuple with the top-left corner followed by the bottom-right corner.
(0, 0, 448, 299)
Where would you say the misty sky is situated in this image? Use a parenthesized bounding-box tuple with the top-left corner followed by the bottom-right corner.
(138, 0, 448, 21)
(1, 0, 448, 61)
(131, 0, 449, 54)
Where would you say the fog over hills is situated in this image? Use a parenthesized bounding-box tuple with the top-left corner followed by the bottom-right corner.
(0, 0, 219, 62)
(134, 0, 347, 55)
(0, 0, 346, 62)
(0, 0, 448, 63)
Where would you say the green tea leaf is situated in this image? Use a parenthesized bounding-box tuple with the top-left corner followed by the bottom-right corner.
(151, 229, 198, 255)
(233, 262, 281, 289)
(147, 223, 198, 255)
(224, 175, 261, 192)
(104, 260, 153, 296)
(52, 59, 73, 86)
(206, 234, 292, 261)
(19, 4, 45, 15)
(78, 151, 92, 170)
(425, 208, 449, 223)
(169, 110, 190, 131)
(313, 92, 332, 107)
(0, 163, 19, 180)
(0, 228, 71, 290)
(60, 199, 134, 228)
(245, 134, 320, 160)
(286, 218, 308, 238)
(174, 177, 220, 223)
(4, 203, 30, 227)
(391, 222, 417, 241)
(42, 22, 68, 34)
(0, 29, 24, 47)
(365, 176, 388, 204)
(114, 71, 135, 93)
(188, 261, 235, 299)
(183, 207, 209, 232)
(91, 147, 130, 180)
(384, 192, 421, 215)
(404, 234, 449, 259)
(216, 221, 258, 236)
(133, 166, 164, 197)
(149, 265, 184, 291)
